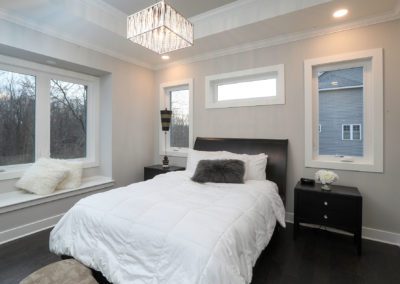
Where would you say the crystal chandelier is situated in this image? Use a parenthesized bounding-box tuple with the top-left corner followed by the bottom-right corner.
(127, 0, 194, 54)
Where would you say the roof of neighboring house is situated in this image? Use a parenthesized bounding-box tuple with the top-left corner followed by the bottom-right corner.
(318, 67, 363, 90)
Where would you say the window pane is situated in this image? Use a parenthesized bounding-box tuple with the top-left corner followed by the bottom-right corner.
(50, 80, 87, 159)
(343, 125, 351, 140)
(0, 70, 36, 166)
(217, 78, 276, 101)
(318, 67, 364, 156)
(170, 89, 189, 148)
(353, 125, 361, 140)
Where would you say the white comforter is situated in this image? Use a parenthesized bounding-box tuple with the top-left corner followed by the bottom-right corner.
(49, 171, 285, 284)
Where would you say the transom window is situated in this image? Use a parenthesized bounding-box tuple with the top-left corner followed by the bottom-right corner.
(159, 79, 193, 157)
(205, 65, 285, 108)
(304, 49, 383, 172)
(0, 55, 99, 180)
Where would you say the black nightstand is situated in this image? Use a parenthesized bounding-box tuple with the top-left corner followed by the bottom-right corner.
(293, 181, 363, 255)
(144, 165, 185, 181)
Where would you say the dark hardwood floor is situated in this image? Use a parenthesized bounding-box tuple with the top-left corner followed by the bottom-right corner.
(0, 224, 399, 284)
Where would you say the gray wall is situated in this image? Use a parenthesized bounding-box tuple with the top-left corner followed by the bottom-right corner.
(319, 88, 363, 156)
(154, 20, 400, 235)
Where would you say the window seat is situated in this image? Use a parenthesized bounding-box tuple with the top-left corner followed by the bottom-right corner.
(0, 176, 114, 214)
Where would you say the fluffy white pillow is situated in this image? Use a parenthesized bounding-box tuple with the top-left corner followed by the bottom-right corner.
(16, 158, 68, 195)
(186, 149, 226, 173)
(243, 153, 268, 180)
(55, 159, 83, 190)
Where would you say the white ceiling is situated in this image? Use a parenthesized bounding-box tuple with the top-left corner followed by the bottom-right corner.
(101, 0, 237, 17)
(0, 0, 399, 70)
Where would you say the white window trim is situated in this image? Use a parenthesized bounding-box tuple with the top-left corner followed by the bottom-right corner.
(205, 65, 285, 109)
(159, 79, 193, 157)
(304, 48, 383, 173)
(0, 55, 100, 181)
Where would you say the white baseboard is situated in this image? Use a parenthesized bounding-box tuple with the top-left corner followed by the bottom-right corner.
(0, 213, 64, 245)
(285, 212, 400, 247)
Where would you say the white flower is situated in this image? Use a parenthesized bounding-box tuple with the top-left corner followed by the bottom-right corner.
(315, 170, 338, 184)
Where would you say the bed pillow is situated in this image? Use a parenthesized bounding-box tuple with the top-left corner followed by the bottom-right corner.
(55, 159, 83, 190)
(15, 158, 69, 195)
(243, 153, 268, 180)
(186, 149, 226, 173)
(191, 159, 245, 184)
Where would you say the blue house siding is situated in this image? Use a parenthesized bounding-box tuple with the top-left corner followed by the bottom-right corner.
(319, 88, 363, 156)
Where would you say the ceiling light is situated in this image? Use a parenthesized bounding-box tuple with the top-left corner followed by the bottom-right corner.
(127, 0, 194, 54)
(333, 9, 348, 18)
(331, 81, 338, 86)
(161, 55, 170, 60)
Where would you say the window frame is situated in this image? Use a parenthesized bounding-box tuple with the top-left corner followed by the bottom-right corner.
(159, 79, 193, 157)
(0, 55, 100, 180)
(304, 48, 383, 172)
(205, 65, 285, 109)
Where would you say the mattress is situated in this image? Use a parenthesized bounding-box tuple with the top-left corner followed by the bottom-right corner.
(49, 171, 285, 284)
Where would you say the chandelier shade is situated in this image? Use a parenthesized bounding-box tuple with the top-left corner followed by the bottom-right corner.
(127, 1, 194, 54)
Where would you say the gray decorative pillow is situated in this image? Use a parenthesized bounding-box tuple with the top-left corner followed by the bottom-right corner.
(191, 159, 245, 184)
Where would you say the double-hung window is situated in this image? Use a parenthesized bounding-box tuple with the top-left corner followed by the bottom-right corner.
(0, 55, 99, 180)
(159, 79, 193, 157)
(304, 49, 383, 172)
(205, 65, 285, 108)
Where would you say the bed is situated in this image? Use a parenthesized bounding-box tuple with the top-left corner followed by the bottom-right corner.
(49, 137, 288, 284)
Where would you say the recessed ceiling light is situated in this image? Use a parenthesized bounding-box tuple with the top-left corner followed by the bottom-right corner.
(331, 81, 339, 86)
(333, 9, 348, 18)
(161, 55, 170, 60)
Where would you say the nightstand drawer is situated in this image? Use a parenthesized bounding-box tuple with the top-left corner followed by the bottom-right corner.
(319, 210, 357, 229)
(297, 191, 357, 214)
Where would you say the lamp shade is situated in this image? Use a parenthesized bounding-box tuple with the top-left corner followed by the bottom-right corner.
(160, 108, 172, 131)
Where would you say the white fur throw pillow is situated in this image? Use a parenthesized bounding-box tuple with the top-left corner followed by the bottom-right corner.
(16, 159, 68, 195)
(54, 159, 83, 190)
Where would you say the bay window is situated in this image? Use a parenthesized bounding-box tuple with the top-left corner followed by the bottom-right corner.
(0, 55, 99, 180)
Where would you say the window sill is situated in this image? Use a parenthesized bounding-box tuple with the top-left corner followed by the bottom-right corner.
(0, 176, 114, 214)
(305, 159, 383, 173)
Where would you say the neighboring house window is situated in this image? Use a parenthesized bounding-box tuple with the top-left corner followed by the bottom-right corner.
(160, 79, 193, 157)
(0, 55, 100, 180)
(342, 125, 352, 140)
(304, 49, 383, 172)
(205, 65, 285, 108)
(342, 124, 362, 141)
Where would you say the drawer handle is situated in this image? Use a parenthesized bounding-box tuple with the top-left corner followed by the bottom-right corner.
(323, 214, 328, 220)
(324, 201, 328, 206)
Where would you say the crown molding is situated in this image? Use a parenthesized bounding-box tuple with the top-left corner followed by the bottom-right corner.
(0, 8, 153, 70)
(155, 10, 400, 70)
(190, 0, 331, 39)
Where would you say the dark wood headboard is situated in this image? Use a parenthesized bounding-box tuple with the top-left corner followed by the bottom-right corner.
(193, 137, 288, 204)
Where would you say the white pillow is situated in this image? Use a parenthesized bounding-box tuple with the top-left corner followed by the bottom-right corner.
(242, 153, 268, 180)
(186, 149, 226, 173)
(55, 159, 83, 190)
(16, 158, 68, 195)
